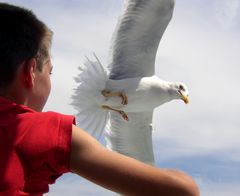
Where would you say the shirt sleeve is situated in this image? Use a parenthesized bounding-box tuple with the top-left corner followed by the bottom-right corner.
(46, 112, 76, 173)
(54, 112, 76, 173)
(20, 111, 76, 174)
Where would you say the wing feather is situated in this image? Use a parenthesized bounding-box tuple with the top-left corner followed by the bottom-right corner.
(108, 0, 175, 79)
(105, 111, 155, 165)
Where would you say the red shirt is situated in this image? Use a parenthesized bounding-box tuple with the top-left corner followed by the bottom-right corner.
(0, 97, 75, 196)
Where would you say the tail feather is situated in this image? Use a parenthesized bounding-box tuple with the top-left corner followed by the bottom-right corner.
(72, 55, 109, 140)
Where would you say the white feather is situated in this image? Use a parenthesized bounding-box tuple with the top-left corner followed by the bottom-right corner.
(105, 112, 154, 165)
(71, 56, 108, 139)
(108, 0, 175, 79)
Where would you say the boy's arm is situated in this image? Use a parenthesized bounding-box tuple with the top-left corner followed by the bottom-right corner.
(70, 125, 199, 196)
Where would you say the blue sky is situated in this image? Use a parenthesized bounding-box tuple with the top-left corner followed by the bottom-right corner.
(5, 0, 240, 195)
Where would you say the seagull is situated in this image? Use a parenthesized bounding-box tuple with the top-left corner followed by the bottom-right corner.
(72, 0, 189, 165)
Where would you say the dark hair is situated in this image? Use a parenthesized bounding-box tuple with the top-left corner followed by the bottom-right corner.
(0, 3, 53, 89)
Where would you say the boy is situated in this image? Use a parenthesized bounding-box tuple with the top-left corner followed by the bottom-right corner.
(0, 3, 199, 196)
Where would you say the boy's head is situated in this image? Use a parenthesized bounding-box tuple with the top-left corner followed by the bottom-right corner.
(0, 3, 52, 88)
(0, 3, 53, 111)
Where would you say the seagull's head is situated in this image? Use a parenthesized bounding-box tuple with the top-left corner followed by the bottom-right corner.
(170, 82, 189, 104)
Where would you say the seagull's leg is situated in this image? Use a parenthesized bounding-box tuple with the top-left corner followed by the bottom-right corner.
(101, 105, 129, 121)
(101, 90, 128, 105)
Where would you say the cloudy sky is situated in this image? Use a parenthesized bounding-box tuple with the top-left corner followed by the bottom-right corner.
(5, 0, 240, 195)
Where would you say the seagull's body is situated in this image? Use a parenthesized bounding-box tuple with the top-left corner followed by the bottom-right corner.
(72, 0, 189, 165)
(104, 76, 180, 113)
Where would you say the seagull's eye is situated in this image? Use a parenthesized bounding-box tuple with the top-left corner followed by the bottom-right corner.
(179, 84, 185, 91)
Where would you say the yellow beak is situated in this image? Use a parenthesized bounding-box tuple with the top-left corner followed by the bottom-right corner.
(182, 95, 189, 104)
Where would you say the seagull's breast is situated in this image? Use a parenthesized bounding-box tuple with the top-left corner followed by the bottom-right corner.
(104, 76, 170, 112)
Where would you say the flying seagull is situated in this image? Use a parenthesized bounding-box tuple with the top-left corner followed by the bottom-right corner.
(72, 0, 189, 165)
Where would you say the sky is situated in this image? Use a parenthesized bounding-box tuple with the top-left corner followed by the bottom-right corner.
(4, 0, 240, 195)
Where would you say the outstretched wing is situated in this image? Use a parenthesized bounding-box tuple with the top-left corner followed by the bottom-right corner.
(105, 112, 155, 165)
(108, 0, 175, 79)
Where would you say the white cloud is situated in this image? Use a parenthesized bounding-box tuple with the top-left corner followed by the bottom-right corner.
(213, 0, 240, 29)
(199, 181, 240, 196)
(47, 174, 115, 196)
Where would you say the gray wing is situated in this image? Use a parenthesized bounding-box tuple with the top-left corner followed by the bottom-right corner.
(108, 0, 175, 79)
(105, 112, 155, 165)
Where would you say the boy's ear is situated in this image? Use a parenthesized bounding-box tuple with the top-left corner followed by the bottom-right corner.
(22, 58, 37, 88)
